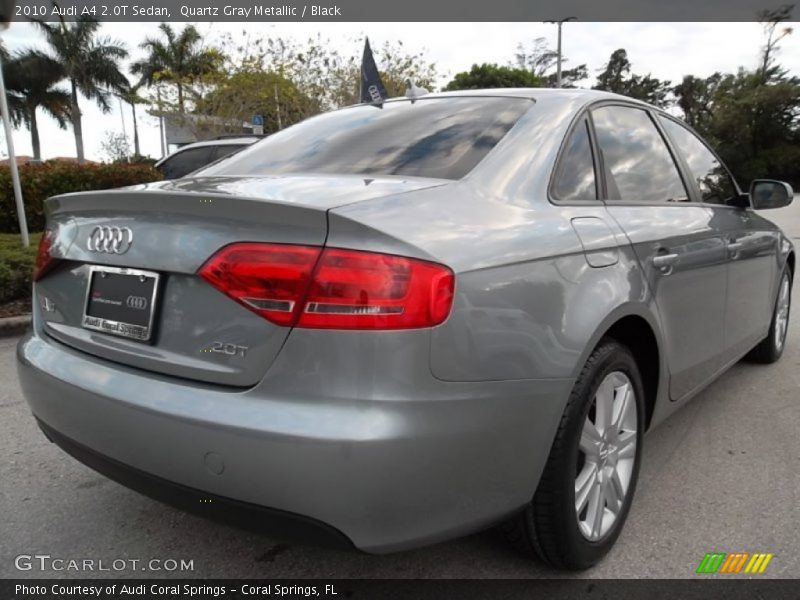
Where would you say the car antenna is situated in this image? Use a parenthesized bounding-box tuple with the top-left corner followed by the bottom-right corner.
(405, 79, 430, 104)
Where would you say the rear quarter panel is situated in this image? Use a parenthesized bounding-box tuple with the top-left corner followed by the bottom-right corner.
(329, 94, 665, 385)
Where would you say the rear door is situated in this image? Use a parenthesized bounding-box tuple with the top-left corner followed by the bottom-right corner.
(592, 104, 729, 401)
(657, 115, 778, 362)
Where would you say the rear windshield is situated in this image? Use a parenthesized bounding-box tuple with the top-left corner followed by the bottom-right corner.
(198, 97, 532, 180)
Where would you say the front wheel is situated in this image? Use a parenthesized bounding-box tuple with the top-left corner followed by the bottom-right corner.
(503, 339, 645, 570)
(747, 267, 792, 364)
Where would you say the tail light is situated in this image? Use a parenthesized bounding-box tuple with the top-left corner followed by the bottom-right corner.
(33, 229, 59, 281)
(199, 243, 454, 330)
(198, 243, 320, 326)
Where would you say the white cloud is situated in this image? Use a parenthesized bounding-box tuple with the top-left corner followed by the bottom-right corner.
(2, 21, 799, 162)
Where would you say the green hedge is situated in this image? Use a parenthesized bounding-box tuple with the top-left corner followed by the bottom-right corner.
(0, 161, 164, 233)
(0, 232, 41, 303)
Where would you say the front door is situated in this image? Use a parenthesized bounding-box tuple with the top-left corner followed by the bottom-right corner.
(591, 104, 729, 401)
(656, 116, 779, 365)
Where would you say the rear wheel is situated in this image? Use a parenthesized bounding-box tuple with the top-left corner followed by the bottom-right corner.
(503, 339, 645, 570)
(747, 268, 792, 364)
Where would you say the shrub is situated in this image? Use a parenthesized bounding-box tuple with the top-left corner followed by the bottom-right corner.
(0, 232, 41, 304)
(0, 160, 163, 233)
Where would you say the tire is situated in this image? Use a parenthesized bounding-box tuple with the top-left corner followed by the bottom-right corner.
(747, 267, 792, 364)
(502, 338, 645, 570)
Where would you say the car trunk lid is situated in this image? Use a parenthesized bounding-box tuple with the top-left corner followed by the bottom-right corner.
(35, 174, 448, 387)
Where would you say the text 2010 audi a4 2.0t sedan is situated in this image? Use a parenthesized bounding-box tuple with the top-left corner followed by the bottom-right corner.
(17, 89, 794, 570)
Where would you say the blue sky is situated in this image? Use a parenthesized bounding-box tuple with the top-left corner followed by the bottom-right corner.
(2, 21, 799, 161)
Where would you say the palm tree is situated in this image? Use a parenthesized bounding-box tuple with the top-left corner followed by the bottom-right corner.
(118, 81, 145, 157)
(131, 23, 220, 113)
(4, 50, 71, 161)
(33, 16, 128, 163)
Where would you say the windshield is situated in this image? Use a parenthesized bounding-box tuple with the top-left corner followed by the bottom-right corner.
(197, 97, 533, 180)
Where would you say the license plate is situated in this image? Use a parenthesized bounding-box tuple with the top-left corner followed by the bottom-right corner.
(82, 266, 160, 342)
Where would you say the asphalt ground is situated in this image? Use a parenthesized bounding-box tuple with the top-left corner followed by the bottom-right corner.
(1, 200, 799, 580)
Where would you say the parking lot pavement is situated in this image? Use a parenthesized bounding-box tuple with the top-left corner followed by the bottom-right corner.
(2, 201, 800, 580)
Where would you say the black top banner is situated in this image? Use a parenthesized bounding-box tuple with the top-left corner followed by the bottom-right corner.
(8, 0, 795, 22)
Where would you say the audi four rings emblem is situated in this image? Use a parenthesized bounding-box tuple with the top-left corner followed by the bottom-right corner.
(126, 296, 148, 310)
(87, 226, 133, 254)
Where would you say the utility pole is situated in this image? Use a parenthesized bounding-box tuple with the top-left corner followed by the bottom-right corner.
(274, 84, 282, 131)
(545, 17, 576, 88)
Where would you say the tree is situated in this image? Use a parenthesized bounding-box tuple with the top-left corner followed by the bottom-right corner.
(444, 64, 543, 91)
(514, 37, 588, 88)
(757, 4, 794, 82)
(3, 50, 71, 161)
(194, 69, 315, 136)
(708, 69, 800, 185)
(595, 48, 630, 93)
(515, 38, 558, 77)
(99, 131, 130, 163)
(118, 81, 145, 157)
(672, 73, 722, 134)
(33, 15, 128, 163)
(594, 48, 672, 107)
(215, 33, 438, 111)
(368, 40, 438, 100)
(131, 23, 224, 114)
(679, 6, 800, 187)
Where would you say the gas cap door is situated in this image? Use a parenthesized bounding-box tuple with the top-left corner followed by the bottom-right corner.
(570, 216, 620, 267)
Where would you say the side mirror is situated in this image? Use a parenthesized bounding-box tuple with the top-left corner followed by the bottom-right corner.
(750, 179, 794, 210)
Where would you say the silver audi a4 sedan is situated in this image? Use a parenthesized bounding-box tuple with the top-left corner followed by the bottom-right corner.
(17, 89, 794, 569)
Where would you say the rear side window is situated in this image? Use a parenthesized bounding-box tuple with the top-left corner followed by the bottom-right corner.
(658, 117, 737, 205)
(199, 97, 532, 180)
(160, 147, 214, 179)
(210, 144, 249, 161)
(553, 118, 597, 201)
(592, 106, 688, 203)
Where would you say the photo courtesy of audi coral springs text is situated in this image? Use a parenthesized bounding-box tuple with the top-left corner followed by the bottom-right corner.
(17, 89, 795, 570)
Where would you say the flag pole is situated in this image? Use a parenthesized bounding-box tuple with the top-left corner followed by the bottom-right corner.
(359, 37, 365, 102)
(0, 51, 29, 247)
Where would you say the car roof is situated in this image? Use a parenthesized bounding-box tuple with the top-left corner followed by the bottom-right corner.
(176, 137, 261, 149)
(375, 87, 653, 109)
(154, 137, 260, 167)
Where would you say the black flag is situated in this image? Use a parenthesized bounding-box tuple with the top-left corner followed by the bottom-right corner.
(360, 37, 388, 106)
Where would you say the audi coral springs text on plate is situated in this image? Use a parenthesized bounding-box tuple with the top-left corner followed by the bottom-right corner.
(17, 89, 794, 570)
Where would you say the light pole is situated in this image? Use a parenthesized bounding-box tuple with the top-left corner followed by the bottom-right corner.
(0, 2, 30, 247)
(545, 17, 576, 88)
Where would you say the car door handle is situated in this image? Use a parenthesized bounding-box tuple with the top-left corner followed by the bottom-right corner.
(727, 241, 743, 253)
(652, 253, 679, 269)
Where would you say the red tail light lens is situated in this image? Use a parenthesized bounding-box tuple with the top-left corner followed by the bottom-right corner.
(33, 229, 58, 281)
(198, 243, 321, 326)
(199, 243, 455, 330)
(299, 248, 454, 329)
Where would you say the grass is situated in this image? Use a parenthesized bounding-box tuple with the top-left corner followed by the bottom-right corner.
(0, 232, 42, 304)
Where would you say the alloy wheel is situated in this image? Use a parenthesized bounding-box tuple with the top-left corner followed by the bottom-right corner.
(575, 371, 638, 541)
(774, 274, 791, 353)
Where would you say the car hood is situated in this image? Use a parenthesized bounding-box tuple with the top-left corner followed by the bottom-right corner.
(124, 174, 451, 209)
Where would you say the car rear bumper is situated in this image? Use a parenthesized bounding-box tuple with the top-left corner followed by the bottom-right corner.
(16, 325, 572, 553)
